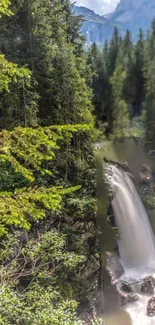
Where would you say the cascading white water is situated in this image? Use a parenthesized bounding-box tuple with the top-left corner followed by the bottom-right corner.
(109, 165, 155, 280)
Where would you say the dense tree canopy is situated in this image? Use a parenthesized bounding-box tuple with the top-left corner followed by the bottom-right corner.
(87, 23, 155, 141)
(0, 2, 100, 324)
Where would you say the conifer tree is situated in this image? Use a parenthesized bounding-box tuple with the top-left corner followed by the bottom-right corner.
(108, 27, 121, 76)
(102, 28, 121, 130)
(86, 43, 104, 122)
(121, 30, 135, 108)
(143, 20, 155, 146)
(110, 65, 130, 139)
(0, 0, 38, 129)
(0, 0, 93, 127)
(134, 29, 145, 115)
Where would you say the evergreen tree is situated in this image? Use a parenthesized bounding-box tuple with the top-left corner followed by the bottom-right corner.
(110, 65, 130, 139)
(0, 2, 98, 324)
(87, 43, 104, 122)
(102, 28, 121, 131)
(121, 30, 135, 109)
(148, 19, 155, 60)
(0, 0, 93, 127)
(108, 27, 121, 76)
(102, 40, 113, 130)
(134, 29, 145, 116)
(0, 0, 38, 129)
(144, 58, 155, 147)
(143, 20, 155, 146)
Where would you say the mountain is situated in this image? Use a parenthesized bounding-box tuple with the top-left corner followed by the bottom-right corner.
(112, 0, 155, 36)
(73, 6, 106, 24)
(73, 0, 155, 45)
(73, 6, 125, 46)
(113, 0, 152, 22)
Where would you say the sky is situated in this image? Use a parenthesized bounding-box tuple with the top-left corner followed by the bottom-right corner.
(75, 0, 120, 15)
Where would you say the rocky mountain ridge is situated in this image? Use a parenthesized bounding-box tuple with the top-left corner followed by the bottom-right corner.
(73, 0, 155, 45)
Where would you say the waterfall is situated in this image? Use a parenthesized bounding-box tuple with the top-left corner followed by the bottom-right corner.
(109, 165, 155, 280)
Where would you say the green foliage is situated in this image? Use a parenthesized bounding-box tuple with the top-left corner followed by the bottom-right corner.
(134, 29, 145, 105)
(0, 1, 39, 129)
(0, 287, 83, 325)
(0, 54, 31, 93)
(0, 1, 97, 323)
(0, 185, 80, 233)
(112, 99, 130, 139)
(86, 26, 147, 140)
(0, 0, 13, 17)
(144, 196, 155, 210)
(66, 193, 96, 218)
(0, 230, 85, 285)
(0, 124, 94, 235)
(110, 65, 130, 139)
(0, 0, 94, 128)
(0, 76, 39, 129)
(130, 116, 145, 138)
(0, 231, 84, 324)
(0, 127, 59, 182)
(144, 59, 155, 145)
(87, 43, 104, 122)
(0, 125, 93, 182)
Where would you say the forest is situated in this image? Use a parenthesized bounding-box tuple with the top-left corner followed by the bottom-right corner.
(0, 0, 155, 324)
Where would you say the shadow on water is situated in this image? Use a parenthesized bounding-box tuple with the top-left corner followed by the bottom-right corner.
(103, 267, 132, 325)
(104, 311, 132, 325)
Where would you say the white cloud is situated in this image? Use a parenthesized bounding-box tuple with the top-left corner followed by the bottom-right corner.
(75, 0, 120, 15)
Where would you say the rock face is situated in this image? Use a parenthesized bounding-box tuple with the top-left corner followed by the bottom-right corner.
(113, 0, 144, 22)
(115, 0, 143, 12)
(106, 252, 124, 281)
(113, 0, 155, 23)
(147, 297, 155, 317)
(141, 277, 154, 295)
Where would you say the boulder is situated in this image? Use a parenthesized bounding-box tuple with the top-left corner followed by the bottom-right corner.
(119, 291, 138, 306)
(141, 277, 154, 295)
(147, 297, 155, 317)
(121, 281, 133, 294)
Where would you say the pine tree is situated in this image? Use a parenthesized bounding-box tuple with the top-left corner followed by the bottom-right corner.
(144, 58, 155, 147)
(102, 28, 122, 131)
(0, 0, 13, 17)
(121, 30, 135, 108)
(108, 27, 121, 76)
(0, 0, 93, 127)
(0, 0, 38, 129)
(143, 20, 155, 147)
(110, 65, 130, 139)
(134, 29, 145, 116)
(0, 77, 38, 129)
(148, 19, 155, 60)
(86, 43, 104, 122)
(102, 40, 113, 129)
